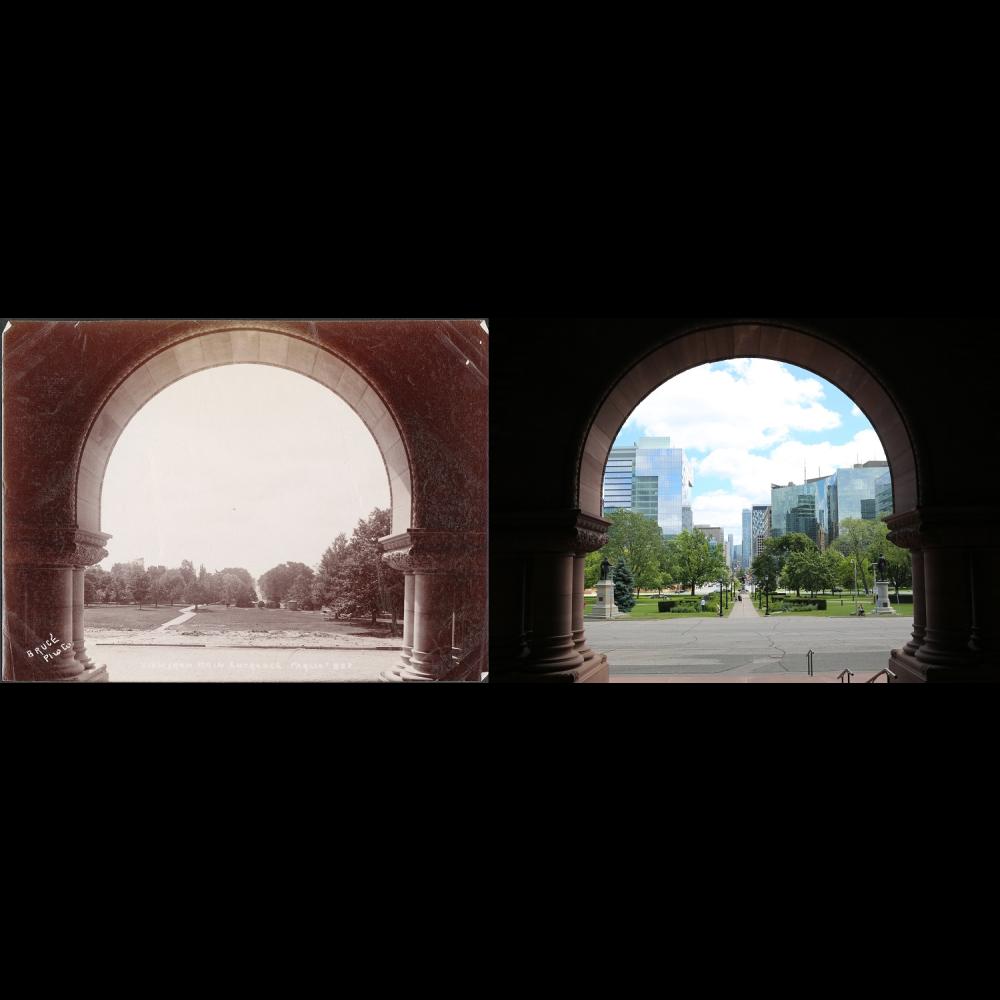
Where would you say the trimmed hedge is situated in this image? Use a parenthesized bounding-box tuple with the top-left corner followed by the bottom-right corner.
(778, 597, 828, 610)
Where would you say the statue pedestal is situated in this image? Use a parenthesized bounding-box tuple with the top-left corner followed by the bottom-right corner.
(585, 578, 620, 620)
(874, 579, 897, 615)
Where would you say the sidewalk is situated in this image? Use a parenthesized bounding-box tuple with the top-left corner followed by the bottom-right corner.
(728, 594, 760, 619)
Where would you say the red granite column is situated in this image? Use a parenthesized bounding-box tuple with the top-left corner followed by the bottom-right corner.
(969, 546, 1000, 661)
(72, 567, 97, 671)
(3, 528, 111, 682)
(572, 554, 595, 663)
(902, 549, 926, 658)
(888, 508, 997, 682)
(490, 510, 609, 682)
(379, 530, 486, 682)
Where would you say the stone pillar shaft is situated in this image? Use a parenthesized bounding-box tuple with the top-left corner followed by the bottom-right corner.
(903, 549, 926, 657)
(404, 573, 457, 680)
(572, 555, 595, 662)
(523, 552, 583, 673)
(916, 546, 973, 667)
(72, 568, 96, 671)
(5, 565, 82, 680)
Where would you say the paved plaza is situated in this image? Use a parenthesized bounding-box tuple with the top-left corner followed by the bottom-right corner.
(92, 644, 399, 682)
(596, 594, 913, 682)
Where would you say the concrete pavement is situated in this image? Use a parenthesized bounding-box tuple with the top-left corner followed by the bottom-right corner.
(94, 645, 400, 682)
(592, 607, 913, 682)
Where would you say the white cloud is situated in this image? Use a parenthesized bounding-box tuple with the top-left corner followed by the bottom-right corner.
(627, 359, 842, 453)
(851, 403, 862, 416)
(689, 490, 756, 544)
(696, 429, 887, 501)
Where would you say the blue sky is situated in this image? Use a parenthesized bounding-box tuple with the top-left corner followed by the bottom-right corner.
(612, 359, 887, 546)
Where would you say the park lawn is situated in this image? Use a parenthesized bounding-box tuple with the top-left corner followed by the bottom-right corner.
(761, 593, 914, 618)
(584, 595, 735, 619)
(84, 604, 187, 629)
(170, 605, 389, 633)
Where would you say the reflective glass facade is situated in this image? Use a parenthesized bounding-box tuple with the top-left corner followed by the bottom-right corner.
(741, 509, 751, 566)
(751, 505, 771, 560)
(602, 436, 693, 538)
(771, 475, 835, 544)
(875, 471, 893, 518)
(830, 464, 889, 540)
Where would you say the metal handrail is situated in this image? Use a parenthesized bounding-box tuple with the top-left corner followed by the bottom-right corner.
(865, 668, 897, 684)
(838, 669, 855, 683)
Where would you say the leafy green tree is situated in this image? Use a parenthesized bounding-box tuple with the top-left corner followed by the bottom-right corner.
(751, 552, 781, 604)
(666, 529, 728, 595)
(613, 558, 636, 612)
(833, 518, 884, 595)
(583, 550, 604, 590)
(603, 510, 665, 595)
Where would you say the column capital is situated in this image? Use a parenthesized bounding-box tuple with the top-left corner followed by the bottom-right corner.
(3, 526, 112, 567)
(380, 529, 486, 575)
(492, 508, 611, 556)
(886, 507, 998, 551)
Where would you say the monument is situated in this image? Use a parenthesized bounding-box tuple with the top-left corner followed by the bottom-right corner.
(586, 556, 622, 620)
(873, 554, 897, 615)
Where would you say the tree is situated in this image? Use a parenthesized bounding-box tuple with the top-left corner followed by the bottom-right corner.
(666, 529, 728, 595)
(160, 569, 185, 606)
(602, 510, 666, 595)
(315, 533, 351, 613)
(833, 518, 884, 595)
(613, 558, 636, 612)
(184, 580, 205, 610)
(130, 569, 151, 609)
(583, 550, 604, 590)
(313, 509, 401, 625)
(751, 552, 780, 605)
(180, 560, 196, 585)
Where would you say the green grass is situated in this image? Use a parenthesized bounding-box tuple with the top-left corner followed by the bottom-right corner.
(757, 592, 914, 618)
(585, 595, 735, 619)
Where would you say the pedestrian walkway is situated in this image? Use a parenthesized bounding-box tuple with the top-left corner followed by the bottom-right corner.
(728, 593, 760, 619)
(154, 605, 197, 631)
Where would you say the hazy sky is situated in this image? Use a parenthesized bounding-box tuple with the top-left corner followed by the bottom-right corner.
(99, 365, 390, 585)
(613, 358, 888, 545)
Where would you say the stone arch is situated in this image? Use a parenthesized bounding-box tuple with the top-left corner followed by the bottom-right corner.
(76, 327, 412, 539)
(4, 319, 486, 683)
(578, 321, 918, 522)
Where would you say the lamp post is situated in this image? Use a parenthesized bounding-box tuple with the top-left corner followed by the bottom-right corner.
(719, 578, 724, 617)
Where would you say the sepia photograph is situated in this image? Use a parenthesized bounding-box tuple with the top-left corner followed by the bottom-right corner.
(2, 319, 487, 683)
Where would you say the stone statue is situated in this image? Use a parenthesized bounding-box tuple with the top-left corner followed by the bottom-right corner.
(876, 554, 888, 580)
(600, 556, 612, 581)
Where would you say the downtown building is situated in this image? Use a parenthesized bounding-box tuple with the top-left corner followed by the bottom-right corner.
(751, 505, 771, 560)
(602, 437, 693, 538)
(769, 461, 891, 547)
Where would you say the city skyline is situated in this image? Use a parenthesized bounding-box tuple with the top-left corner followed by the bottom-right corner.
(612, 358, 888, 545)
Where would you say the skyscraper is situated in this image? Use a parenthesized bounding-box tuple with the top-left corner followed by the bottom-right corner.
(751, 505, 771, 560)
(602, 436, 693, 538)
(741, 508, 751, 566)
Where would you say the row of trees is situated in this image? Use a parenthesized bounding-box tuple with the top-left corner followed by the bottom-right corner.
(749, 519, 912, 600)
(258, 508, 404, 626)
(84, 560, 256, 610)
(585, 512, 732, 595)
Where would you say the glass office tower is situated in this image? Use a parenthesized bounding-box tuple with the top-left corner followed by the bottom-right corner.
(602, 436, 693, 538)
(875, 471, 893, 518)
(771, 475, 836, 544)
(741, 509, 751, 566)
(828, 462, 889, 541)
(751, 505, 772, 560)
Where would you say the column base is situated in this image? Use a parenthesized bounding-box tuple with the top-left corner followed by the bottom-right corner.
(889, 648, 1000, 683)
(490, 653, 609, 683)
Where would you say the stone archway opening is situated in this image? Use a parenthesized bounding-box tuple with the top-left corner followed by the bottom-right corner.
(574, 324, 920, 682)
(491, 321, 933, 683)
(5, 319, 488, 684)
